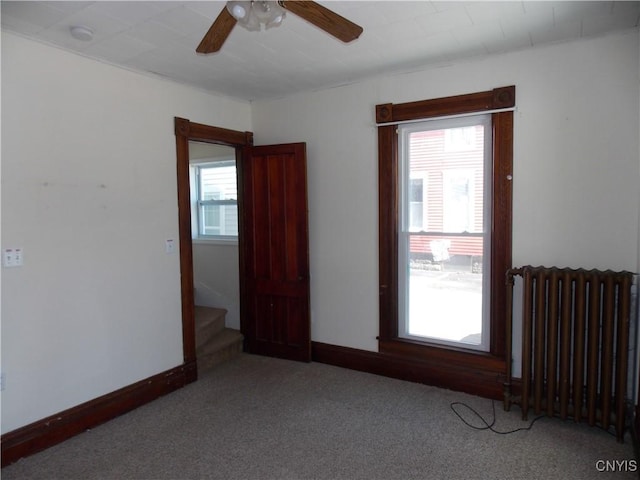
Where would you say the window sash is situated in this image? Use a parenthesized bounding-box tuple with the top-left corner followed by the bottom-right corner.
(397, 114, 492, 351)
(195, 161, 238, 238)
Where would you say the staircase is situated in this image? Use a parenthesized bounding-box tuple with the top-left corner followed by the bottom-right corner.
(194, 306, 244, 372)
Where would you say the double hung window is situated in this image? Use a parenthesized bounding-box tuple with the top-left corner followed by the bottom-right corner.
(377, 86, 515, 375)
(398, 115, 491, 351)
(194, 161, 238, 238)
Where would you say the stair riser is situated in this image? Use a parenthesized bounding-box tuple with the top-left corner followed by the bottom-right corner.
(195, 309, 226, 334)
(198, 340, 243, 372)
(196, 328, 244, 356)
(195, 327, 226, 351)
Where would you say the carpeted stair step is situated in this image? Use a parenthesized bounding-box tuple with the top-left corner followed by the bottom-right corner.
(197, 328, 244, 372)
(195, 306, 227, 351)
(194, 305, 244, 371)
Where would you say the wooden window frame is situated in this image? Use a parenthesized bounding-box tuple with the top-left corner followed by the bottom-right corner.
(377, 86, 515, 391)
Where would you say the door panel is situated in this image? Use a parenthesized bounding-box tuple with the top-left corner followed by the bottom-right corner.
(240, 143, 311, 362)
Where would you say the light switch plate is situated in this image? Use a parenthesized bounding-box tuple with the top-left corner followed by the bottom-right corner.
(3, 248, 23, 267)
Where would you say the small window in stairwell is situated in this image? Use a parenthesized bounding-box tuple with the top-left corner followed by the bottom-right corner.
(194, 160, 238, 239)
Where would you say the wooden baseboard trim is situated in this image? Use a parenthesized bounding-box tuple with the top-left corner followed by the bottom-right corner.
(1, 360, 197, 467)
(311, 341, 504, 400)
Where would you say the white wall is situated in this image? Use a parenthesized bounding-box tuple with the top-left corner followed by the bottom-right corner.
(0, 31, 252, 433)
(251, 29, 640, 353)
(193, 242, 240, 330)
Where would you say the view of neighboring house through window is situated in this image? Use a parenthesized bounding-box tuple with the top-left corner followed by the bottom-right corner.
(398, 115, 491, 351)
(195, 160, 238, 238)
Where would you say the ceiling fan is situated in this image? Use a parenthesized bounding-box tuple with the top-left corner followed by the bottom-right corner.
(196, 1, 363, 54)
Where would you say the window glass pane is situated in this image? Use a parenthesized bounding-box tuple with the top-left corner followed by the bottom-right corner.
(199, 163, 237, 202)
(406, 235, 483, 344)
(400, 116, 490, 351)
(409, 178, 423, 202)
(444, 126, 476, 151)
(443, 170, 474, 233)
(409, 178, 424, 230)
(223, 204, 238, 236)
(197, 161, 238, 237)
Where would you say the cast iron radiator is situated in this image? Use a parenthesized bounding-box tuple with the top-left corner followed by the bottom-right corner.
(504, 265, 634, 441)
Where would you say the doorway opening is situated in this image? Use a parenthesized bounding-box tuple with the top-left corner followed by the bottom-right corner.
(174, 117, 253, 379)
(175, 118, 312, 375)
(189, 142, 241, 331)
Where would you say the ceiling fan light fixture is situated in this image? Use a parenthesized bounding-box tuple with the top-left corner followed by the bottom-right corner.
(227, 1, 285, 32)
(265, 12, 284, 29)
(227, 1, 249, 20)
(197, 1, 363, 54)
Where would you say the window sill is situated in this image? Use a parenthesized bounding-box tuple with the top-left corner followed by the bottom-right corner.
(399, 332, 489, 353)
(379, 337, 505, 373)
(192, 237, 238, 246)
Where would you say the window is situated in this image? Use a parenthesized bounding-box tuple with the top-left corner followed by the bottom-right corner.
(194, 161, 238, 238)
(377, 86, 514, 386)
(398, 116, 490, 351)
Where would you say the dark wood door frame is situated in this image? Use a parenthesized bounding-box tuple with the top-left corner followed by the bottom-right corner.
(174, 117, 253, 379)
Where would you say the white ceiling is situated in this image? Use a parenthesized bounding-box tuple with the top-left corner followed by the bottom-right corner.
(2, 1, 639, 101)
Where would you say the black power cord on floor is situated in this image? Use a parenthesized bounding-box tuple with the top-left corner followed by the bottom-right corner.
(450, 400, 625, 439)
(450, 400, 546, 435)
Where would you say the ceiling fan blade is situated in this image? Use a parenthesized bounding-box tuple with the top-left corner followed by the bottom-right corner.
(279, 1, 363, 43)
(196, 7, 237, 54)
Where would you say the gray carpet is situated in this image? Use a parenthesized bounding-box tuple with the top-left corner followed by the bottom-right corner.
(3, 353, 637, 480)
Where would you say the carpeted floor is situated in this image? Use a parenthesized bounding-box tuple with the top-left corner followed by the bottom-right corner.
(2, 353, 637, 480)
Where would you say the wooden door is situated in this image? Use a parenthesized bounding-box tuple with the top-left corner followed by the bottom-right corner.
(239, 143, 311, 362)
